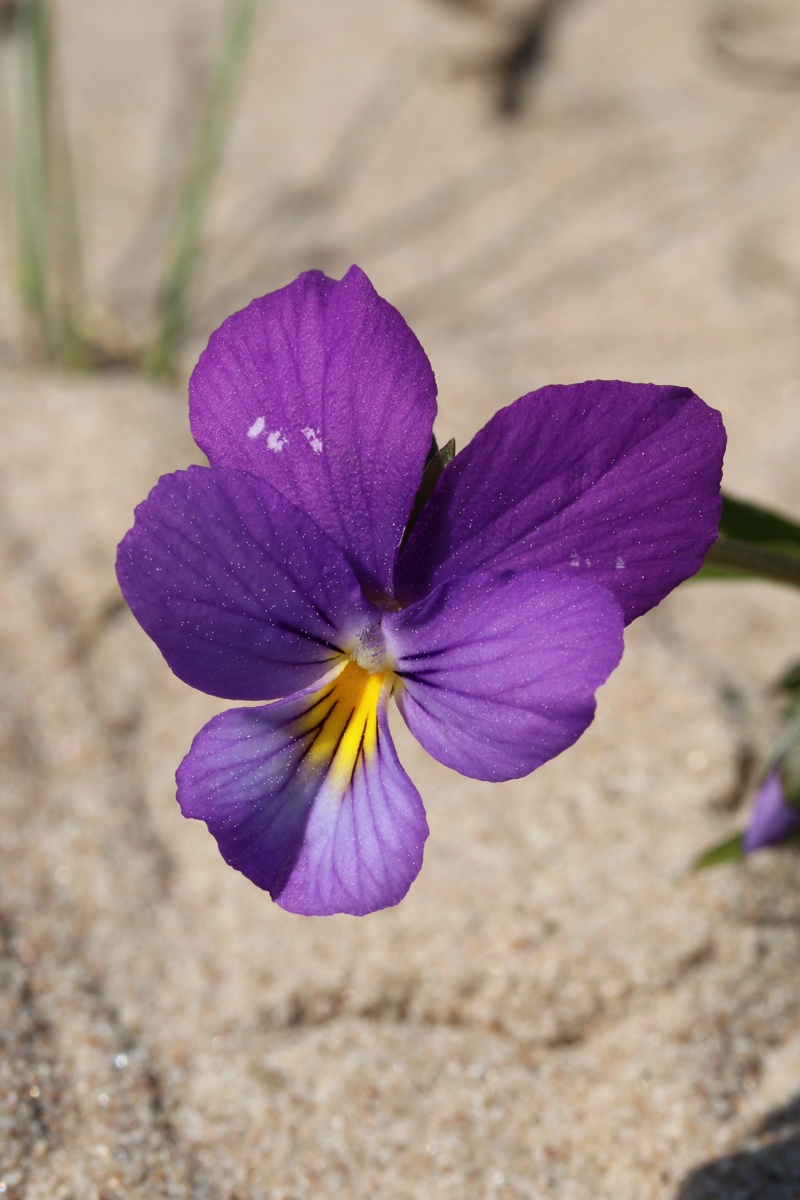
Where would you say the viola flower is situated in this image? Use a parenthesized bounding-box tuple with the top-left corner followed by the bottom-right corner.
(117, 266, 725, 916)
(743, 770, 800, 853)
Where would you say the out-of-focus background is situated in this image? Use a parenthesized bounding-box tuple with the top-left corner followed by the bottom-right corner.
(2, 1, 800, 1196)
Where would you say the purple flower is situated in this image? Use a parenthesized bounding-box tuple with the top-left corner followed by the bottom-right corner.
(743, 770, 800, 853)
(116, 266, 725, 916)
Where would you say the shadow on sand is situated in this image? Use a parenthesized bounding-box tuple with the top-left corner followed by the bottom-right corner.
(676, 1094, 800, 1200)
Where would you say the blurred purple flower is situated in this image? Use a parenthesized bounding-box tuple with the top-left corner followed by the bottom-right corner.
(116, 266, 725, 915)
(743, 770, 800, 853)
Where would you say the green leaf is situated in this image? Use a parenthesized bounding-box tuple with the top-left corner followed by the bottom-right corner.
(146, 0, 268, 378)
(696, 492, 800, 589)
(15, 0, 87, 365)
(778, 661, 800, 696)
(692, 833, 745, 870)
(718, 493, 800, 552)
(401, 437, 455, 549)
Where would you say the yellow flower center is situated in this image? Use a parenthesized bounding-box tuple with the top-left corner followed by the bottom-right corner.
(299, 659, 394, 785)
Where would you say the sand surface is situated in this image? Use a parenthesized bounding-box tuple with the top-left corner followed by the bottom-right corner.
(2, 1, 800, 1196)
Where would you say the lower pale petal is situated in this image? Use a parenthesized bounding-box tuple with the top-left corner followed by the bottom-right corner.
(384, 570, 624, 782)
(176, 664, 428, 916)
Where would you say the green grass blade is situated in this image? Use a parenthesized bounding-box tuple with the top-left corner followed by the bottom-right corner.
(15, 0, 54, 354)
(147, 0, 267, 378)
(14, 0, 87, 365)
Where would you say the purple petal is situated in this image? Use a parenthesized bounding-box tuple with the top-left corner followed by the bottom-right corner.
(397, 381, 725, 623)
(743, 771, 800, 853)
(189, 266, 437, 596)
(176, 664, 428, 915)
(116, 465, 378, 700)
(383, 569, 624, 782)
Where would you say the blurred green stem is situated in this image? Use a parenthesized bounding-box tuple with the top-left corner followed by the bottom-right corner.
(704, 536, 800, 590)
(146, 0, 267, 379)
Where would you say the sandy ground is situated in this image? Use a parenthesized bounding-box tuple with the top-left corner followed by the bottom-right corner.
(2, 0, 800, 1196)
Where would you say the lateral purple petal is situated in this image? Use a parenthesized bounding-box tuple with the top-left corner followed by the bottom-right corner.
(176, 674, 428, 916)
(743, 771, 800, 853)
(397, 381, 725, 623)
(189, 266, 437, 596)
(383, 569, 624, 782)
(116, 465, 377, 701)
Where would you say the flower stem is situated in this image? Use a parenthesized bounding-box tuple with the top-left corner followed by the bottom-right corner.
(703, 536, 800, 590)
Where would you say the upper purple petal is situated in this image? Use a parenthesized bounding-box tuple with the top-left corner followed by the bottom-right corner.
(177, 669, 428, 916)
(116, 465, 378, 701)
(383, 568, 624, 782)
(397, 380, 726, 623)
(189, 266, 437, 597)
(743, 770, 800, 853)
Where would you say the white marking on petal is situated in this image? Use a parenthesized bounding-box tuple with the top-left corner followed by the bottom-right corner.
(266, 430, 288, 452)
(615, 555, 625, 570)
(301, 426, 323, 454)
(569, 553, 580, 568)
(247, 416, 265, 439)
